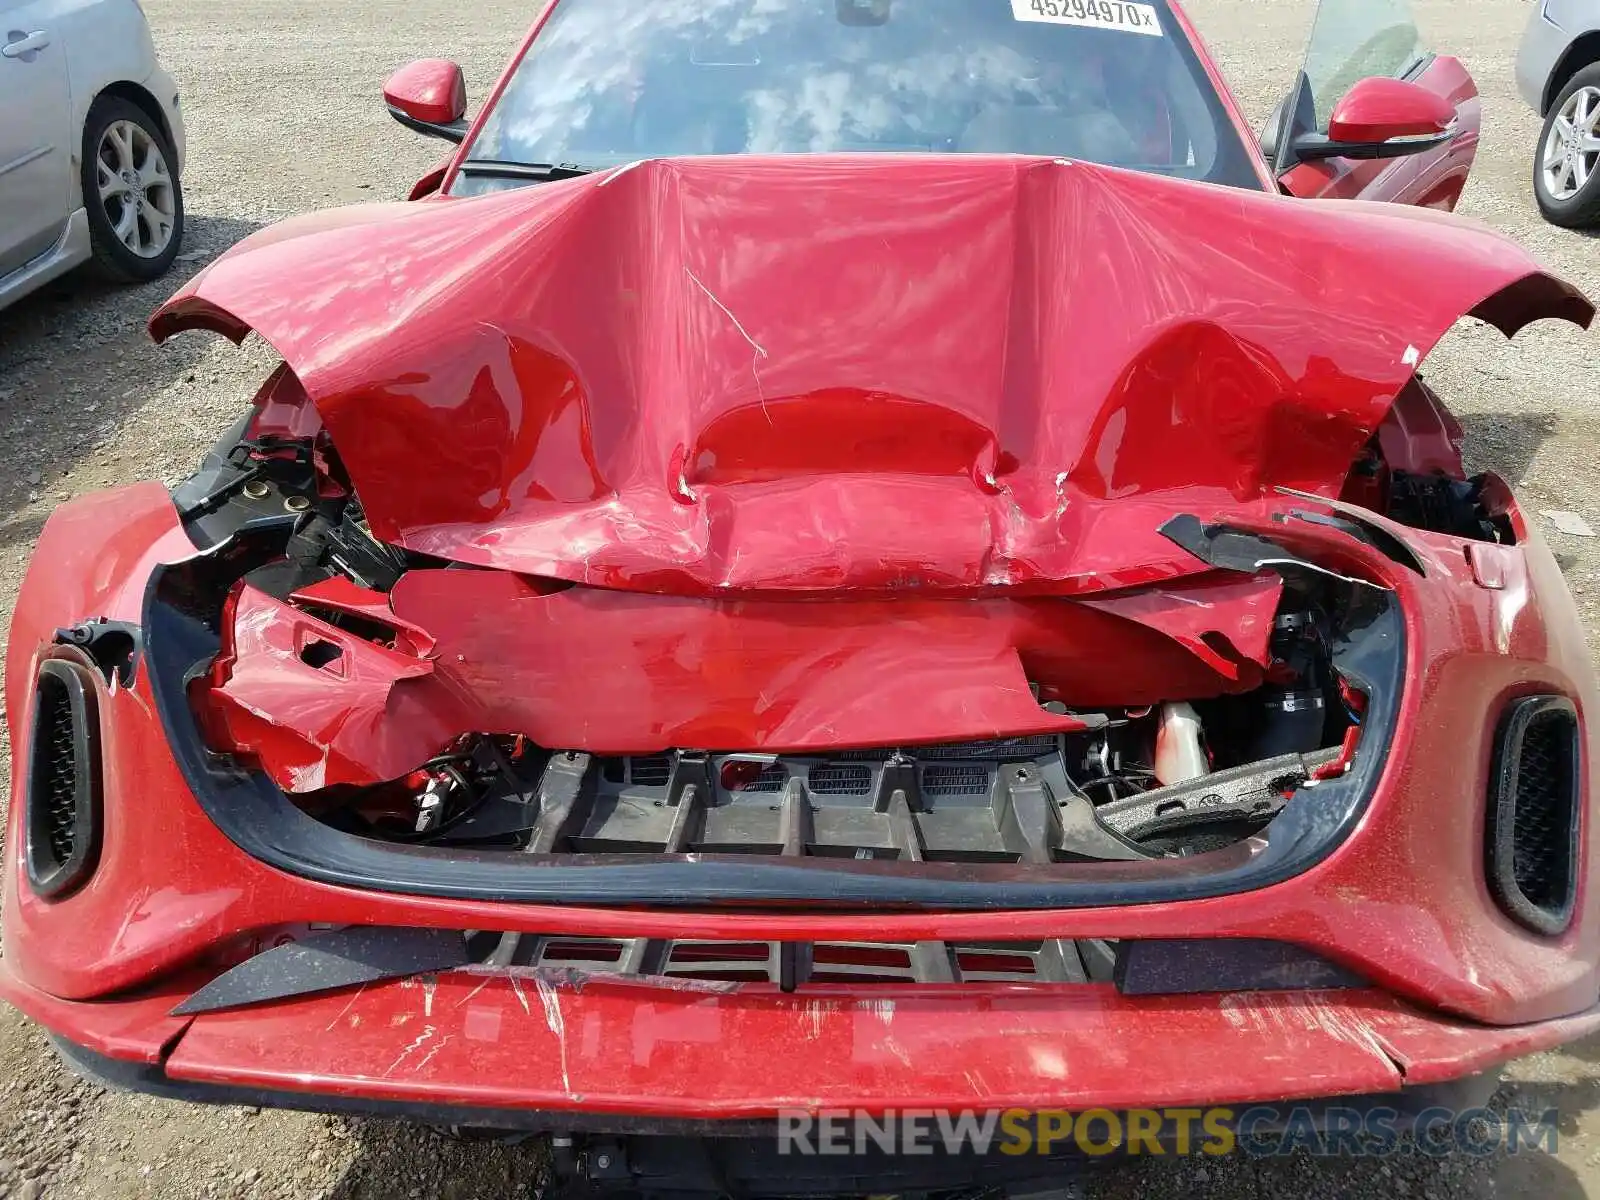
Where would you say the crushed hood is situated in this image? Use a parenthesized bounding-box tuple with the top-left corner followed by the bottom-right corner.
(152, 155, 1591, 595)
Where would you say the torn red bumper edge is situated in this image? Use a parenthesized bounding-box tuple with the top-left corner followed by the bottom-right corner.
(7, 962, 1598, 1116)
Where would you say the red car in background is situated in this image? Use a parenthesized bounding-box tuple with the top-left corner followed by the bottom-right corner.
(3, 0, 1595, 1196)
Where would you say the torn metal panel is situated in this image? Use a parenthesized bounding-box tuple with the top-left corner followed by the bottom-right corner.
(1076, 571, 1282, 680)
(149, 156, 1591, 596)
(203, 570, 1289, 793)
(204, 584, 441, 791)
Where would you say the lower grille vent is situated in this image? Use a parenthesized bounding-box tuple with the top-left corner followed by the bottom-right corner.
(628, 756, 672, 787)
(25, 661, 103, 898)
(1487, 695, 1581, 935)
(519, 935, 1119, 985)
(923, 764, 988, 797)
(807, 765, 871, 796)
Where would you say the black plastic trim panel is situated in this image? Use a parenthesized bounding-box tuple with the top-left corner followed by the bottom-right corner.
(1114, 938, 1366, 995)
(167, 929, 1364, 1015)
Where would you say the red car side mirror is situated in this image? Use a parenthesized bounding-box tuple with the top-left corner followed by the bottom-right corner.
(1328, 77, 1454, 144)
(384, 59, 468, 143)
(1292, 76, 1455, 162)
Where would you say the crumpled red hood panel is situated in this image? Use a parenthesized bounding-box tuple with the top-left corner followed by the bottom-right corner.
(152, 156, 1590, 595)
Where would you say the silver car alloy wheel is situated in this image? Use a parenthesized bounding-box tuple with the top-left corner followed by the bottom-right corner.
(1542, 84, 1600, 202)
(95, 119, 177, 259)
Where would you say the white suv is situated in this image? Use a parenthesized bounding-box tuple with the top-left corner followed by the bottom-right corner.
(0, 0, 186, 309)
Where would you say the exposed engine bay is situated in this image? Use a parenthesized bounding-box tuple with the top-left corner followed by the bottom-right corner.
(283, 600, 1362, 863)
(152, 376, 1499, 868)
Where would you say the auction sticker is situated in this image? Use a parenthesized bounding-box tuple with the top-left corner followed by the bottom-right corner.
(1010, 0, 1164, 36)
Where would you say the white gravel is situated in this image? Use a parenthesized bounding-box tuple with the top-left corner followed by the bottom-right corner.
(1, 0, 1598, 1196)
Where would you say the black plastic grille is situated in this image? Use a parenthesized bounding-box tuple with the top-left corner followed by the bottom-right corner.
(741, 765, 787, 793)
(1511, 711, 1576, 910)
(1487, 696, 1581, 935)
(914, 736, 1061, 761)
(807, 764, 871, 796)
(629, 756, 672, 787)
(39, 687, 78, 863)
(520, 935, 1118, 985)
(923, 764, 988, 797)
(833, 735, 1061, 763)
(26, 661, 102, 898)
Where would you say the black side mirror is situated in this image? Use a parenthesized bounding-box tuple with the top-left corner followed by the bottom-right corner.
(1289, 127, 1451, 162)
(1260, 94, 1288, 161)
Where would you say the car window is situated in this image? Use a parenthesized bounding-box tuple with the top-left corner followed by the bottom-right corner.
(453, 0, 1263, 195)
(1301, 0, 1428, 131)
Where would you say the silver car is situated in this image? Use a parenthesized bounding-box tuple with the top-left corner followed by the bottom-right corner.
(0, 0, 186, 312)
(1518, 0, 1600, 226)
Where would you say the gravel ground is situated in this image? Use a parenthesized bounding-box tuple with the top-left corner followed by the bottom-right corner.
(0, 0, 1598, 1197)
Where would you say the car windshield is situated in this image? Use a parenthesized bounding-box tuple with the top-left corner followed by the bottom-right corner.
(452, 0, 1264, 195)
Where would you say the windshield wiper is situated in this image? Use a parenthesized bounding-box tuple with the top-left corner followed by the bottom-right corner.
(455, 159, 598, 181)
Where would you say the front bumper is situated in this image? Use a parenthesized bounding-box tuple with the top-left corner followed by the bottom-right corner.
(4, 482, 1600, 1132)
(4, 958, 1596, 1125)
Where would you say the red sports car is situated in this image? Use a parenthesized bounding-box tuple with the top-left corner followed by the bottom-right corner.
(4, 0, 1596, 1194)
